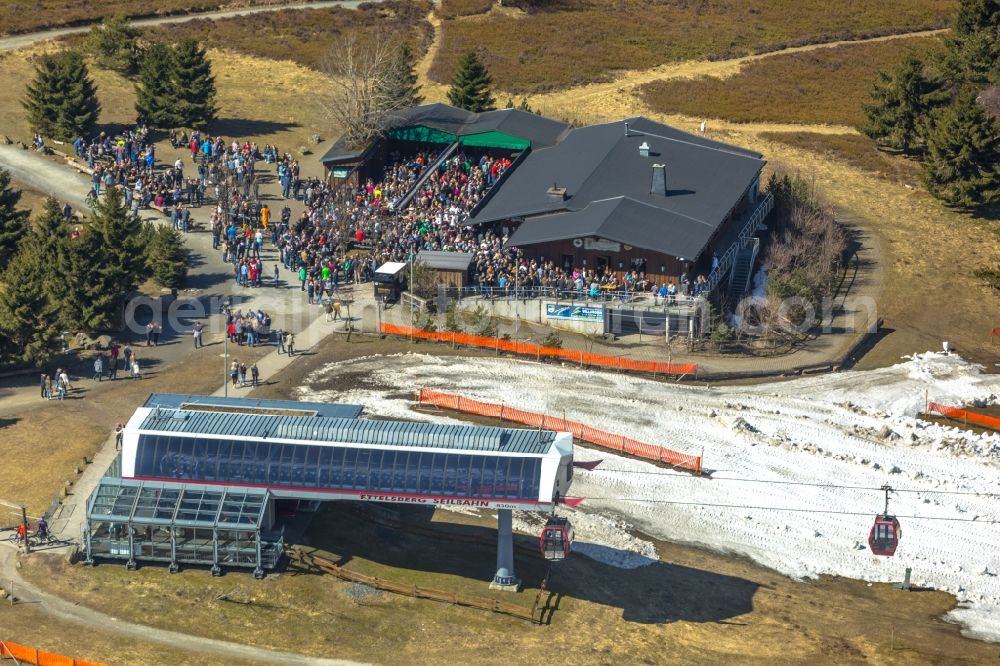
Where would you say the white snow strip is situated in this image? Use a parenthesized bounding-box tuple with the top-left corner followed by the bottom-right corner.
(296, 351, 1000, 641)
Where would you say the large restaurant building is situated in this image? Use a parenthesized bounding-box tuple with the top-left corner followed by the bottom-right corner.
(467, 116, 771, 288)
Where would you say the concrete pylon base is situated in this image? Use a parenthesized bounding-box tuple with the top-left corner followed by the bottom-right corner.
(489, 578, 522, 592)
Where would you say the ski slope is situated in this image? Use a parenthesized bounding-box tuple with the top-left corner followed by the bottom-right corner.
(296, 351, 1000, 641)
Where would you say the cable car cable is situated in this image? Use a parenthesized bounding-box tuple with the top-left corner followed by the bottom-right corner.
(579, 467, 1000, 498)
(577, 496, 1000, 523)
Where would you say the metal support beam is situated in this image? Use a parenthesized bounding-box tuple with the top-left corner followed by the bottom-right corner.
(125, 522, 136, 571)
(253, 537, 264, 579)
(82, 522, 93, 566)
(490, 509, 520, 591)
(168, 527, 179, 573)
(211, 528, 222, 576)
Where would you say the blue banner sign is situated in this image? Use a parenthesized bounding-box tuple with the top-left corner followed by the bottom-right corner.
(545, 304, 604, 322)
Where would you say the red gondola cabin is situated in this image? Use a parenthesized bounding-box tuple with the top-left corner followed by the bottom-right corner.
(868, 514, 901, 556)
(540, 516, 574, 561)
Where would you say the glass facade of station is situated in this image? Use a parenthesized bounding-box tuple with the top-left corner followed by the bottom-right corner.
(134, 434, 543, 500)
(84, 477, 282, 576)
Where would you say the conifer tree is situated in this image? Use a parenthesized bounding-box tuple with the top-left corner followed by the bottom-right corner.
(23, 51, 100, 141)
(171, 38, 218, 129)
(90, 188, 145, 292)
(921, 89, 1000, 207)
(941, 0, 1000, 86)
(135, 42, 179, 128)
(85, 14, 142, 74)
(0, 245, 61, 364)
(147, 224, 189, 289)
(862, 54, 948, 152)
(382, 43, 424, 110)
(0, 168, 29, 273)
(447, 51, 496, 112)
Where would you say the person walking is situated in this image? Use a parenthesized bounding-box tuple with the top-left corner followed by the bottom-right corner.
(274, 329, 285, 354)
(131, 356, 141, 380)
(286, 332, 295, 357)
(238, 362, 247, 387)
(93, 355, 104, 382)
(145, 322, 154, 346)
(250, 363, 259, 387)
(108, 355, 118, 380)
(333, 300, 342, 321)
(152, 322, 161, 346)
(56, 375, 66, 400)
(123, 344, 133, 377)
(115, 423, 125, 451)
(58, 368, 73, 392)
(230, 360, 239, 387)
(40, 372, 47, 399)
(44, 374, 53, 400)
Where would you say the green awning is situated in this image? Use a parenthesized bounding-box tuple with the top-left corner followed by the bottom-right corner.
(460, 131, 530, 150)
(388, 125, 457, 144)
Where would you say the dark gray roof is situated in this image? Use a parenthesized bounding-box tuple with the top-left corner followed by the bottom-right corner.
(135, 409, 558, 455)
(507, 197, 711, 260)
(142, 393, 363, 419)
(471, 117, 765, 257)
(319, 135, 375, 166)
(417, 250, 474, 271)
(383, 102, 474, 136)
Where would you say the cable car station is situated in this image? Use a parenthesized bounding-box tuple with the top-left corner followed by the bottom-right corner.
(83, 394, 576, 589)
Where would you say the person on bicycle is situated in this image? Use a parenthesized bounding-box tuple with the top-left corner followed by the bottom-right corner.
(15, 522, 27, 544)
(36, 517, 49, 540)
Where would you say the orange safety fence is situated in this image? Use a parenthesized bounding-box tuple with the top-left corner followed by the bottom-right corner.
(418, 388, 703, 474)
(0, 640, 105, 666)
(927, 402, 1000, 430)
(380, 323, 697, 377)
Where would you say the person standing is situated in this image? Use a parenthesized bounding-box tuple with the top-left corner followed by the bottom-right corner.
(58, 368, 72, 392)
(250, 363, 259, 387)
(115, 423, 125, 451)
(273, 264, 279, 287)
(145, 322, 154, 346)
(286, 332, 295, 357)
(152, 322, 161, 346)
(93, 355, 104, 382)
(108, 355, 118, 380)
(333, 300, 342, 321)
(238, 362, 247, 387)
(299, 265, 307, 291)
(274, 329, 285, 354)
(123, 344, 133, 377)
(40, 372, 47, 399)
(193, 322, 204, 349)
(131, 355, 141, 380)
(230, 360, 239, 387)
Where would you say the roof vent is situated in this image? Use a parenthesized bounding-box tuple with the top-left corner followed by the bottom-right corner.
(624, 122, 630, 137)
(639, 141, 651, 158)
(546, 183, 567, 202)
(651, 163, 667, 196)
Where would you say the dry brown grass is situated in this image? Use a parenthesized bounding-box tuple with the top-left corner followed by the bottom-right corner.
(438, 0, 494, 19)
(0, 0, 298, 36)
(140, 1, 432, 72)
(19, 493, 1000, 664)
(639, 36, 945, 127)
(758, 132, 924, 188)
(430, 0, 955, 93)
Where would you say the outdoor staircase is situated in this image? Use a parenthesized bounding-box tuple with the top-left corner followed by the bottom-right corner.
(728, 238, 759, 299)
(393, 140, 460, 212)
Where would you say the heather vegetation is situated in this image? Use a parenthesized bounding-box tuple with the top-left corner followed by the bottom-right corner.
(140, 1, 432, 72)
(431, 0, 955, 93)
(640, 37, 945, 127)
(0, 0, 295, 35)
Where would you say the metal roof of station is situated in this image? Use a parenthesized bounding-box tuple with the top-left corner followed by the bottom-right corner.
(142, 393, 363, 419)
(87, 478, 269, 529)
(135, 409, 557, 455)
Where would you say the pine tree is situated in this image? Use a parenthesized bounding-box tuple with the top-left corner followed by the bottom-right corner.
(941, 0, 1000, 86)
(147, 224, 189, 289)
(171, 38, 218, 129)
(861, 54, 947, 152)
(382, 43, 424, 110)
(0, 168, 29, 272)
(23, 55, 63, 138)
(90, 188, 145, 292)
(921, 89, 1000, 207)
(447, 51, 496, 112)
(0, 245, 62, 364)
(85, 14, 142, 74)
(954, 0, 1000, 37)
(56, 52, 101, 140)
(23, 51, 100, 141)
(135, 42, 179, 128)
